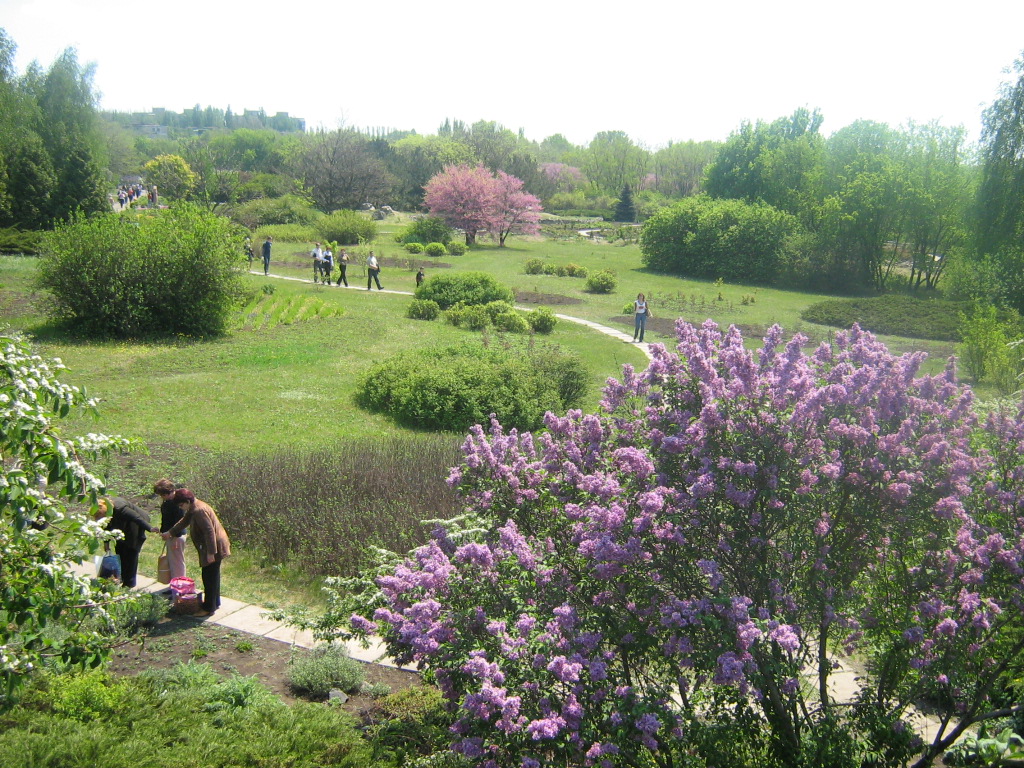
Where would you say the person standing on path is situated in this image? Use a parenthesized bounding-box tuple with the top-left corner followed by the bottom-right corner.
(244, 237, 254, 268)
(95, 496, 159, 588)
(338, 248, 349, 287)
(367, 251, 383, 290)
(153, 478, 187, 581)
(163, 489, 230, 617)
(261, 235, 273, 275)
(632, 292, 652, 343)
(311, 242, 324, 283)
(416, 267, 425, 287)
(322, 245, 334, 285)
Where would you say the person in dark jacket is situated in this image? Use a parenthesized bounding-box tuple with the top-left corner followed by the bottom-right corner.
(154, 478, 187, 580)
(97, 496, 159, 588)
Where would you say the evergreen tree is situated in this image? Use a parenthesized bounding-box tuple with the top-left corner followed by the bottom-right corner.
(614, 183, 636, 222)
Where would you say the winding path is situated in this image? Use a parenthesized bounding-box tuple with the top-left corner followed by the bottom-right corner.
(250, 269, 655, 360)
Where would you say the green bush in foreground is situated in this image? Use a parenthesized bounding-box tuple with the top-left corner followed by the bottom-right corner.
(424, 242, 447, 257)
(527, 306, 558, 334)
(39, 204, 246, 338)
(405, 242, 424, 254)
(356, 342, 587, 432)
(447, 242, 467, 256)
(415, 271, 515, 309)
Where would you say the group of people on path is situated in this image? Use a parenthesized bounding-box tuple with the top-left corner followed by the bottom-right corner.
(115, 183, 157, 210)
(309, 242, 352, 287)
(95, 479, 230, 618)
(250, 236, 384, 290)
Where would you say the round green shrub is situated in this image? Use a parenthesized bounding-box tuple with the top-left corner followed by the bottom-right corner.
(494, 311, 530, 334)
(424, 242, 448, 257)
(39, 205, 246, 338)
(287, 644, 365, 699)
(317, 210, 377, 245)
(446, 304, 491, 331)
(415, 271, 515, 309)
(622, 302, 635, 314)
(228, 194, 322, 229)
(405, 242, 424, 254)
(447, 242, 467, 256)
(524, 258, 545, 275)
(542, 262, 559, 275)
(407, 299, 440, 320)
(399, 216, 453, 246)
(565, 263, 588, 278)
(528, 307, 558, 334)
(484, 301, 517, 322)
(585, 269, 617, 294)
(356, 343, 583, 432)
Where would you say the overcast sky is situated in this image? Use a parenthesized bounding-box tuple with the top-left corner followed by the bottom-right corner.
(4, 0, 1023, 148)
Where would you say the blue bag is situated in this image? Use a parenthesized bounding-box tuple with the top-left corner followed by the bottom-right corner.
(98, 553, 122, 580)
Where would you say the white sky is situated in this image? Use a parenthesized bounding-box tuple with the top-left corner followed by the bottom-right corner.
(3, 0, 1023, 148)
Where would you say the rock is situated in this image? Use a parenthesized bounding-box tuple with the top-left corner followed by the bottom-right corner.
(328, 688, 348, 704)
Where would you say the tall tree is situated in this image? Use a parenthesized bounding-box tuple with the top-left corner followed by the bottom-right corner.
(614, 183, 636, 222)
(297, 129, 393, 212)
(580, 130, 650, 196)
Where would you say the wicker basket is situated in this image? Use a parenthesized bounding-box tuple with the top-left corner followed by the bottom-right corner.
(172, 592, 201, 615)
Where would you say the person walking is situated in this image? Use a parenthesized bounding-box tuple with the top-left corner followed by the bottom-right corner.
(632, 292, 652, 343)
(367, 251, 383, 290)
(153, 478, 187, 581)
(261, 235, 273, 276)
(338, 248, 349, 287)
(163, 489, 231, 617)
(311, 242, 324, 283)
(95, 496, 159, 588)
(244, 237, 254, 269)
(416, 267, 425, 287)
(322, 245, 334, 285)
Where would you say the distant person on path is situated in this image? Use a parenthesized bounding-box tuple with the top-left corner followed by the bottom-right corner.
(244, 237, 254, 268)
(338, 248, 349, 287)
(151, 185, 158, 207)
(367, 251, 382, 290)
(632, 292, 652, 343)
(322, 245, 334, 285)
(95, 496, 159, 589)
(261, 235, 272, 276)
(163, 489, 231, 617)
(154, 478, 187, 581)
(311, 242, 324, 283)
(416, 267, 425, 287)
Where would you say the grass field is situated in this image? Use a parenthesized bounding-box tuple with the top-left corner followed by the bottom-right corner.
(0, 226, 978, 607)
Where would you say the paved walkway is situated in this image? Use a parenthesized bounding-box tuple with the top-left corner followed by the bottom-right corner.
(71, 561, 397, 668)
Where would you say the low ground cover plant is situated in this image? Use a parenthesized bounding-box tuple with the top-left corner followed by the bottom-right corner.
(801, 294, 969, 341)
(331, 322, 1024, 768)
(287, 645, 365, 699)
(356, 341, 587, 432)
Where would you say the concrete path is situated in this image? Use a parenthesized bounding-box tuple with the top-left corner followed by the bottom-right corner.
(249, 269, 656, 360)
(71, 561, 398, 668)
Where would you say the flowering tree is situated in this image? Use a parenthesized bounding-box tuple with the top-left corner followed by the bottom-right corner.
(320, 321, 1024, 767)
(0, 334, 133, 708)
(424, 164, 541, 247)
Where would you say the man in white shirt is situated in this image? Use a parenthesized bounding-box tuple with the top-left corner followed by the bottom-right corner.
(367, 251, 383, 290)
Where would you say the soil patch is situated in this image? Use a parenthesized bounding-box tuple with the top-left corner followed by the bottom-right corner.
(108, 613, 420, 714)
(515, 290, 583, 306)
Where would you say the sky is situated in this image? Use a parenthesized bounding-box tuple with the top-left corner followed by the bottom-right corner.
(3, 0, 1023, 148)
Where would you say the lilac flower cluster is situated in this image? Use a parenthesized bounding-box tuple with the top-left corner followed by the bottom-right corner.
(347, 322, 1024, 767)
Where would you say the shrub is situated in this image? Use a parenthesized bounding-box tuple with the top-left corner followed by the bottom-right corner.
(528, 343, 589, 407)
(541, 262, 559, 275)
(524, 258, 545, 275)
(424, 242, 447, 257)
(564, 263, 588, 278)
(415, 271, 514, 309)
(288, 644, 365, 699)
(447, 242, 467, 256)
(622, 301, 635, 314)
(399, 216, 453, 246)
(356, 342, 585, 432)
(407, 299, 440, 321)
(527, 307, 558, 334)
(317, 210, 377, 245)
(0, 227, 43, 255)
(38, 205, 246, 338)
(584, 269, 617, 294)
(405, 242, 424, 254)
(640, 195, 800, 285)
(228, 194, 322, 229)
(493, 311, 530, 334)
(445, 303, 491, 331)
(801, 294, 970, 341)
(484, 301, 516, 322)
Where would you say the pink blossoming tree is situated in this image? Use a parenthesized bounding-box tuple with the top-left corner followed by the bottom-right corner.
(424, 164, 541, 247)
(320, 322, 1024, 768)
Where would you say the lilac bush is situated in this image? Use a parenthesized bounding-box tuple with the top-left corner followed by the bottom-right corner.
(340, 321, 1024, 768)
